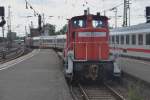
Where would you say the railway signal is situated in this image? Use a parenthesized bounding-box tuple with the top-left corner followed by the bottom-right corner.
(146, 7, 150, 23)
(0, 7, 6, 40)
(0, 6, 6, 59)
(0, 7, 5, 16)
(38, 14, 42, 32)
(0, 7, 6, 27)
(110, 7, 118, 28)
(0, 16, 6, 27)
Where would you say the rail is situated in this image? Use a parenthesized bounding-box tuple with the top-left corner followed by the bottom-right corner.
(78, 83, 125, 100)
(0, 48, 19, 56)
(0, 46, 26, 63)
(69, 85, 79, 100)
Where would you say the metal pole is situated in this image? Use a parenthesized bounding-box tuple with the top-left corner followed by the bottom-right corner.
(7, 6, 12, 49)
(128, 4, 131, 26)
(2, 26, 6, 59)
(25, 26, 27, 37)
(123, 0, 127, 27)
(123, 0, 131, 27)
(104, 10, 106, 16)
(42, 13, 45, 26)
(123, 0, 125, 26)
(2, 26, 4, 44)
(125, 0, 128, 26)
(114, 8, 117, 28)
(8, 6, 11, 32)
(87, 7, 90, 15)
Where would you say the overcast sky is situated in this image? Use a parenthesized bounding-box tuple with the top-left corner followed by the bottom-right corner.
(0, 0, 150, 37)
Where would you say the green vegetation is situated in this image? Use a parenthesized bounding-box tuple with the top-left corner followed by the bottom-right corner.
(43, 24, 67, 35)
(128, 82, 144, 100)
(55, 24, 67, 35)
(43, 23, 56, 36)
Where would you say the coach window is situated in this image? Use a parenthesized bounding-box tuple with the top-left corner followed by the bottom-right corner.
(132, 34, 136, 45)
(146, 34, 150, 45)
(121, 35, 124, 44)
(109, 36, 111, 44)
(126, 35, 130, 45)
(138, 34, 143, 45)
(112, 36, 115, 44)
(116, 35, 119, 44)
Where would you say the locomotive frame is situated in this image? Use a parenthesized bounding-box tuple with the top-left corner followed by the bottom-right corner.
(64, 11, 121, 81)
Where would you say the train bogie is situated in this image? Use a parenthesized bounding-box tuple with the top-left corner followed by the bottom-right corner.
(64, 57, 121, 82)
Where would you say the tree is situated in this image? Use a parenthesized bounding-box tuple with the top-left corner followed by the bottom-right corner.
(60, 24, 67, 35)
(43, 23, 56, 36)
(55, 24, 67, 35)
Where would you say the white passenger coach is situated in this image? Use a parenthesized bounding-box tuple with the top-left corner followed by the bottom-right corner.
(109, 23, 150, 59)
(25, 35, 66, 49)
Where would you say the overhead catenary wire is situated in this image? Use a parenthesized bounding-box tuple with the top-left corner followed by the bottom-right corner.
(25, 0, 39, 16)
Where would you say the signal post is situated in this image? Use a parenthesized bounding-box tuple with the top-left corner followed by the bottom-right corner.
(0, 7, 6, 59)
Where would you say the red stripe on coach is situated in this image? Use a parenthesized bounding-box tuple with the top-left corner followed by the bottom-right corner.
(110, 47, 150, 53)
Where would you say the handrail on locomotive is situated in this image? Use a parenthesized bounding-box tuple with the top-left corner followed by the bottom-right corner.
(64, 10, 121, 81)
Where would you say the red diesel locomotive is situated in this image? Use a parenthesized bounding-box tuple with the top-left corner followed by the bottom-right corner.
(64, 11, 121, 81)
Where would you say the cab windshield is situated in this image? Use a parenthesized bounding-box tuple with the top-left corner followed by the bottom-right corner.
(73, 19, 86, 28)
(92, 19, 106, 28)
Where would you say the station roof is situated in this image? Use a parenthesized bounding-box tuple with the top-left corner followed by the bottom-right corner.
(71, 14, 108, 21)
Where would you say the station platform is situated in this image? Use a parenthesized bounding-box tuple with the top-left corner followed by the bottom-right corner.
(117, 57, 150, 83)
(0, 49, 72, 100)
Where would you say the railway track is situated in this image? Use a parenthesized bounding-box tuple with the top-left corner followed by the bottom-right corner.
(0, 47, 26, 63)
(70, 83, 125, 100)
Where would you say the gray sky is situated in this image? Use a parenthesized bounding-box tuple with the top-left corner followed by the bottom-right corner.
(0, 0, 150, 37)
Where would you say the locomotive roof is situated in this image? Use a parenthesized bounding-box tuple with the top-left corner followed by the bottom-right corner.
(71, 14, 108, 20)
(110, 23, 150, 35)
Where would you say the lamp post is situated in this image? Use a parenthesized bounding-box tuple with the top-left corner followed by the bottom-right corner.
(110, 7, 118, 28)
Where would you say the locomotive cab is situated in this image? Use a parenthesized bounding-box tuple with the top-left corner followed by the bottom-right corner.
(64, 11, 121, 81)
